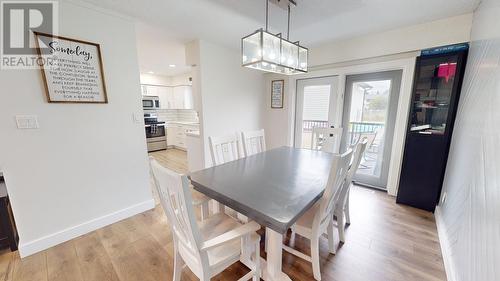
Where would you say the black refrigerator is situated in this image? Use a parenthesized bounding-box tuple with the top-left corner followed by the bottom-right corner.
(396, 44, 469, 212)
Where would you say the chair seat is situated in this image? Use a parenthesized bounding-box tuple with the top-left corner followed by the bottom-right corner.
(190, 188, 211, 206)
(295, 202, 320, 229)
(198, 213, 259, 267)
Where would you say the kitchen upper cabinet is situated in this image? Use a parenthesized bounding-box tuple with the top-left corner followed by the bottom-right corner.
(157, 87, 174, 109)
(142, 85, 157, 96)
(141, 85, 193, 109)
(173, 86, 194, 109)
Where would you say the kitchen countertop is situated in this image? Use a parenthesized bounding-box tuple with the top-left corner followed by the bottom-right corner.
(185, 130, 200, 137)
(165, 121, 199, 126)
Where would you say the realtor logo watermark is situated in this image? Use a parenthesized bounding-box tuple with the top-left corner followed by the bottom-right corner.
(1, 1, 58, 69)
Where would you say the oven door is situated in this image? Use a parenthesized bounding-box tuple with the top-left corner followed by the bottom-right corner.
(145, 124, 165, 139)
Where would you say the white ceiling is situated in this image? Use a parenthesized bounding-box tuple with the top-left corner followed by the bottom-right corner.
(83, 0, 479, 47)
(135, 22, 191, 76)
(82, 0, 480, 75)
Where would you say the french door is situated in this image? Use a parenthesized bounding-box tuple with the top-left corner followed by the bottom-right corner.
(294, 76, 339, 149)
(340, 70, 402, 189)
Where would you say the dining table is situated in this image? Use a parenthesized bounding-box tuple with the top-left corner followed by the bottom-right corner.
(189, 146, 334, 281)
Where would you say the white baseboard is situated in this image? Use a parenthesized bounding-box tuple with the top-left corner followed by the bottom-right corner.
(435, 206, 457, 281)
(18, 199, 155, 258)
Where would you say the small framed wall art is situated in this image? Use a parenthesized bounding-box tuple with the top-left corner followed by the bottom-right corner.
(271, 80, 284, 108)
(34, 32, 108, 103)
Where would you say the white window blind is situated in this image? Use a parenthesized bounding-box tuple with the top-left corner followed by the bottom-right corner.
(302, 85, 330, 121)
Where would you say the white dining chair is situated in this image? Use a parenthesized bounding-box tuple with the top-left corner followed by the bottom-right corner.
(149, 156, 211, 221)
(334, 138, 368, 243)
(209, 133, 244, 166)
(208, 133, 247, 222)
(150, 159, 261, 281)
(357, 132, 376, 169)
(241, 129, 266, 156)
(311, 127, 343, 153)
(283, 149, 353, 281)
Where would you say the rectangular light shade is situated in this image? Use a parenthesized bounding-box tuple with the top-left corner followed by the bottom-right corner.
(242, 29, 308, 75)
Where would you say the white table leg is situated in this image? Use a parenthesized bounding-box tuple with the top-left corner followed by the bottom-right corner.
(210, 200, 225, 214)
(261, 228, 291, 281)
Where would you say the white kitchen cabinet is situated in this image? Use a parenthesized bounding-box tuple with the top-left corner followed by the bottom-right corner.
(184, 86, 194, 109)
(167, 126, 177, 147)
(142, 85, 193, 109)
(173, 86, 194, 109)
(157, 87, 174, 109)
(166, 123, 199, 150)
(143, 85, 157, 96)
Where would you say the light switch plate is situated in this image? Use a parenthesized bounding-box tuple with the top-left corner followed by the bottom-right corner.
(15, 115, 39, 129)
(132, 112, 142, 123)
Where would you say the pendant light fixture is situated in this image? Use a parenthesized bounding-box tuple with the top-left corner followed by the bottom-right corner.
(241, 0, 308, 75)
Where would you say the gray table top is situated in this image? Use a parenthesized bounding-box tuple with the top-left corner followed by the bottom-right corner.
(189, 146, 334, 234)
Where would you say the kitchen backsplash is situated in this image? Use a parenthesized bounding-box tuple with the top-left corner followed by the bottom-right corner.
(157, 109, 199, 123)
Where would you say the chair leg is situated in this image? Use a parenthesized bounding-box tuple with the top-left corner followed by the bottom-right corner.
(327, 221, 336, 254)
(311, 236, 321, 281)
(200, 272, 211, 281)
(200, 201, 210, 221)
(337, 211, 346, 243)
(264, 228, 269, 253)
(253, 240, 261, 281)
(173, 249, 183, 281)
(345, 193, 351, 225)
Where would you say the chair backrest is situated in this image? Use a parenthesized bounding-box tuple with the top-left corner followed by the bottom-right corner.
(149, 158, 207, 267)
(311, 127, 343, 153)
(241, 129, 266, 156)
(313, 149, 353, 230)
(347, 138, 369, 183)
(337, 138, 369, 210)
(209, 133, 243, 166)
(358, 132, 376, 149)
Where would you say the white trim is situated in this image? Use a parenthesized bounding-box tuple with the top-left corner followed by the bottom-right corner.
(18, 199, 155, 258)
(435, 206, 457, 281)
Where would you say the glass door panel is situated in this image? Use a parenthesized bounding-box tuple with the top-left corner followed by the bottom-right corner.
(341, 71, 402, 189)
(295, 76, 339, 149)
(410, 56, 459, 135)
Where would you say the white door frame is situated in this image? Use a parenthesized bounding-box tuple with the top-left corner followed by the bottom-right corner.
(285, 57, 417, 196)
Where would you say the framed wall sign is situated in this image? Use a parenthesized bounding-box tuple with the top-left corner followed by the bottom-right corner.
(271, 80, 284, 108)
(34, 32, 108, 103)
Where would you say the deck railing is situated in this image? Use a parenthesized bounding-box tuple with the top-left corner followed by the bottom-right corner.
(303, 120, 384, 144)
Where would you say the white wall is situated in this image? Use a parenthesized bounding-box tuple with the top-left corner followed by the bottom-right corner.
(140, 73, 172, 85)
(139, 72, 192, 86)
(187, 40, 265, 167)
(0, 1, 153, 257)
(170, 72, 192, 86)
(311, 14, 473, 67)
(436, 0, 500, 280)
(263, 15, 473, 195)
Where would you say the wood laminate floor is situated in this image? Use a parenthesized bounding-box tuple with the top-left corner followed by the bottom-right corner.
(0, 149, 446, 281)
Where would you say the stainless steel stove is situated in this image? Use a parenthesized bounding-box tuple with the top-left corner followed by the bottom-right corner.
(144, 112, 167, 152)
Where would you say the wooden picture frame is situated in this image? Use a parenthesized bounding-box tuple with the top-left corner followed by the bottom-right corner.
(34, 31, 108, 104)
(271, 80, 284, 109)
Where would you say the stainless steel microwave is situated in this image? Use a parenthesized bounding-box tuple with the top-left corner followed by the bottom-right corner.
(142, 96, 160, 110)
